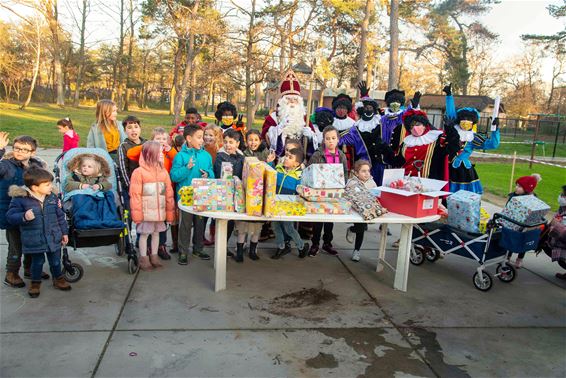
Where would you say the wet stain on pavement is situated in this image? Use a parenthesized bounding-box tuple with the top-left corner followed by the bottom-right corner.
(305, 352, 339, 369)
(267, 282, 338, 321)
(320, 328, 435, 378)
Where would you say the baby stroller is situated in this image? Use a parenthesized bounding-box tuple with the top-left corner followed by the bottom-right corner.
(53, 148, 138, 276)
(411, 213, 546, 291)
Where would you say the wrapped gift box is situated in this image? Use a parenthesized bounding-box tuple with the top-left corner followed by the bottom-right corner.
(274, 195, 307, 216)
(296, 185, 344, 202)
(192, 178, 234, 212)
(221, 162, 233, 180)
(447, 190, 482, 233)
(243, 157, 265, 216)
(178, 186, 194, 206)
(501, 195, 550, 231)
(299, 198, 351, 215)
(377, 170, 450, 218)
(301, 164, 345, 189)
(233, 177, 245, 213)
(263, 164, 277, 217)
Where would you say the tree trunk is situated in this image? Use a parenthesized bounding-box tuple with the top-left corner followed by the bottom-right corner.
(21, 21, 41, 110)
(388, 0, 399, 90)
(174, 31, 196, 123)
(73, 0, 88, 107)
(123, 0, 134, 111)
(357, 0, 373, 83)
(245, 0, 257, 128)
(115, 0, 125, 108)
(170, 39, 184, 115)
(44, 0, 65, 106)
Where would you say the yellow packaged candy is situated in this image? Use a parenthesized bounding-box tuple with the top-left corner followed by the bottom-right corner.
(479, 207, 490, 233)
(178, 186, 194, 206)
(273, 201, 306, 216)
(263, 164, 277, 217)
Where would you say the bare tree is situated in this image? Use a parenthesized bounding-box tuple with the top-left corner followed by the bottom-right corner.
(388, 0, 399, 90)
(123, 0, 135, 111)
(73, 0, 89, 106)
(358, 0, 373, 83)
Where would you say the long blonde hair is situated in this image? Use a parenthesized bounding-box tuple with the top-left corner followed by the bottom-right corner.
(96, 99, 117, 133)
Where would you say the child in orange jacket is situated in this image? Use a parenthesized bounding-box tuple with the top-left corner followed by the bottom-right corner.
(129, 141, 175, 271)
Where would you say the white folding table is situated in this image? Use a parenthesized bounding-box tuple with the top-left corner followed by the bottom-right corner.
(178, 203, 439, 292)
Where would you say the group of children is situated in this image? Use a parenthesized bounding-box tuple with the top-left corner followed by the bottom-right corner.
(1, 95, 563, 298)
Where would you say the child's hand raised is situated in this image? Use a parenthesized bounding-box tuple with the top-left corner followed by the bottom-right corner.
(187, 157, 195, 169)
(200, 169, 208, 178)
(62, 235, 69, 245)
(0, 132, 9, 150)
(24, 209, 35, 221)
(267, 150, 276, 163)
(92, 184, 101, 191)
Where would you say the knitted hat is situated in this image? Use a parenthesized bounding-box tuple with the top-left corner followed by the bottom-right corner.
(280, 70, 301, 96)
(516, 174, 542, 194)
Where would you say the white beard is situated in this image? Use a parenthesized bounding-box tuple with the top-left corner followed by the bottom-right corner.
(278, 94, 306, 139)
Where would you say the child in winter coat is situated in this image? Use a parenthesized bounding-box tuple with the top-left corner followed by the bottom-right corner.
(117, 115, 145, 189)
(345, 160, 387, 262)
(507, 173, 542, 268)
(127, 127, 179, 259)
(170, 125, 215, 265)
(129, 141, 176, 271)
(203, 124, 223, 163)
(6, 167, 71, 298)
(307, 126, 348, 257)
(272, 147, 310, 260)
(64, 153, 113, 193)
(243, 129, 276, 163)
(1, 135, 49, 288)
(56, 118, 80, 153)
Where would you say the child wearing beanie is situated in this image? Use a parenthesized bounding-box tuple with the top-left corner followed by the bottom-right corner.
(507, 173, 542, 268)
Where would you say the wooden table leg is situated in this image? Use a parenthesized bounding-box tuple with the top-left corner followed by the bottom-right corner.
(394, 223, 413, 292)
(214, 219, 228, 292)
(376, 223, 388, 272)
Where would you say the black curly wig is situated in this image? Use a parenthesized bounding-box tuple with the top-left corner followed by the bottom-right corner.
(215, 101, 237, 122)
(456, 109, 479, 125)
(314, 109, 335, 132)
(356, 99, 379, 118)
(332, 94, 353, 113)
(384, 89, 406, 107)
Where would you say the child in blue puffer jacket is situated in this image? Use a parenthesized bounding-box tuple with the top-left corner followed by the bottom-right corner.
(7, 167, 71, 298)
(271, 147, 310, 260)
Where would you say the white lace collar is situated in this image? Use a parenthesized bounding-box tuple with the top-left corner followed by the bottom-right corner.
(455, 125, 475, 142)
(384, 108, 403, 118)
(333, 116, 355, 131)
(355, 117, 380, 133)
(403, 130, 443, 147)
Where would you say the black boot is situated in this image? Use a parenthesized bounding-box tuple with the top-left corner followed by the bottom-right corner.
(235, 243, 244, 263)
(248, 242, 259, 261)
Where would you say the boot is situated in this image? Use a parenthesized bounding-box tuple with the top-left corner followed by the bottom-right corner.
(157, 245, 171, 260)
(28, 281, 41, 298)
(4, 272, 25, 288)
(169, 225, 179, 253)
(234, 242, 244, 263)
(52, 276, 72, 291)
(24, 269, 50, 280)
(139, 256, 154, 271)
(150, 253, 163, 268)
(248, 242, 259, 261)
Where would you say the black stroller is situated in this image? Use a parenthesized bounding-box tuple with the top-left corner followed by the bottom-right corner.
(53, 148, 138, 277)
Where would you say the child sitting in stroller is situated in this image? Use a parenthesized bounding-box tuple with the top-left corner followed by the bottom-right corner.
(64, 153, 113, 193)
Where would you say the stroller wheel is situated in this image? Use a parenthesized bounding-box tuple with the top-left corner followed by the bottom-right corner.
(410, 245, 425, 265)
(115, 237, 126, 257)
(424, 248, 439, 262)
(496, 264, 516, 283)
(63, 263, 84, 283)
(127, 256, 139, 274)
(473, 271, 493, 291)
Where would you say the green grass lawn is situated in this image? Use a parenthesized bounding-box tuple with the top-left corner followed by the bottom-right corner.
(0, 102, 264, 148)
(496, 136, 566, 158)
(475, 162, 566, 210)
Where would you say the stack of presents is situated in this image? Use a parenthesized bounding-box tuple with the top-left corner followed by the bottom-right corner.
(179, 164, 551, 233)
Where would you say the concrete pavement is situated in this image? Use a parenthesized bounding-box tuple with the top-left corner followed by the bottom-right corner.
(0, 148, 565, 377)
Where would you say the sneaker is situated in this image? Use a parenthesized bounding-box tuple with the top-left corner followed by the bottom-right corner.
(193, 250, 211, 260)
(322, 243, 338, 256)
(351, 250, 361, 262)
(157, 245, 171, 260)
(346, 227, 354, 244)
(271, 247, 289, 260)
(298, 243, 309, 259)
(308, 244, 319, 257)
(178, 253, 188, 265)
